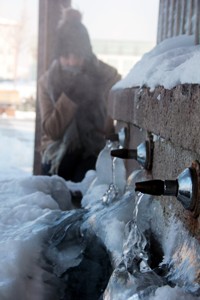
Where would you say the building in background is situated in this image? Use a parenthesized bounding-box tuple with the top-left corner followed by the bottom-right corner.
(0, 17, 37, 114)
(92, 39, 155, 77)
(0, 18, 19, 81)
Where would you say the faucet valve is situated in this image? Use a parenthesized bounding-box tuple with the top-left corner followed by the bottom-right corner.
(106, 127, 129, 148)
(135, 161, 200, 218)
(110, 138, 153, 170)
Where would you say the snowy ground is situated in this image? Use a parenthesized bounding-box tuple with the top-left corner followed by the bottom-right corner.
(0, 111, 35, 178)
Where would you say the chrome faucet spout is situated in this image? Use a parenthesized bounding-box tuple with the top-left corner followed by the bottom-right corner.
(111, 149, 137, 159)
(106, 127, 129, 147)
(111, 137, 154, 170)
(135, 180, 165, 196)
(135, 161, 200, 218)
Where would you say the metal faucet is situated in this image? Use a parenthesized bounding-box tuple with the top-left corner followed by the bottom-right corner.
(135, 161, 200, 218)
(106, 127, 129, 148)
(110, 137, 154, 170)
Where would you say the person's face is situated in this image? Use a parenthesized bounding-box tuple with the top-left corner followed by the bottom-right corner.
(60, 54, 84, 68)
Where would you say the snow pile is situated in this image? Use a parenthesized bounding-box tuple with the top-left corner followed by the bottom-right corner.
(0, 175, 73, 300)
(0, 132, 33, 176)
(114, 35, 200, 90)
(0, 115, 35, 177)
(150, 285, 199, 300)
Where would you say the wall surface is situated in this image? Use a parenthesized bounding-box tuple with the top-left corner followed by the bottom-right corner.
(109, 84, 200, 241)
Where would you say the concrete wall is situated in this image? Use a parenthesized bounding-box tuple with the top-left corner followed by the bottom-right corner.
(109, 84, 200, 241)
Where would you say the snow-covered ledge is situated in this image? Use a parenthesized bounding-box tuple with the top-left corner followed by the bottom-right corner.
(108, 35, 200, 237)
(109, 35, 200, 153)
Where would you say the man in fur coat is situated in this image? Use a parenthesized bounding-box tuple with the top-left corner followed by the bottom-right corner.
(38, 8, 121, 182)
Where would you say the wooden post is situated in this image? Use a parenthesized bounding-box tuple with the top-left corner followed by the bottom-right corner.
(33, 0, 71, 175)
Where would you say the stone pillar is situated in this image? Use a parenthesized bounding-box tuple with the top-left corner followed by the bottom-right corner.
(156, 0, 200, 44)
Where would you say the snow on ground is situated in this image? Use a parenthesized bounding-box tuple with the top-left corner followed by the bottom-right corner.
(0, 111, 35, 177)
(150, 285, 200, 300)
(0, 175, 73, 300)
(114, 35, 200, 90)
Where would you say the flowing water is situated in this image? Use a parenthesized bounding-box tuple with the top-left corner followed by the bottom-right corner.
(103, 191, 166, 300)
(101, 143, 126, 205)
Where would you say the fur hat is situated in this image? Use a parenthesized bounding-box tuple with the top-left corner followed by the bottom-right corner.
(55, 8, 93, 59)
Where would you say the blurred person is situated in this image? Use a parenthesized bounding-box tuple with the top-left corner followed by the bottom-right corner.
(38, 8, 121, 182)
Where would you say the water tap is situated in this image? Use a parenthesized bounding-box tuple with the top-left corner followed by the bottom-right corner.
(110, 137, 154, 170)
(106, 127, 129, 148)
(135, 161, 200, 218)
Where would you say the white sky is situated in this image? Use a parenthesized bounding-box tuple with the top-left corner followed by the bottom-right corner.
(73, 0, 160, 41)
(0, 0, 160, 42)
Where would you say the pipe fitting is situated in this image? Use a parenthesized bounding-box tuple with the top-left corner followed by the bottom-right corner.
(135, 160, 200, 218)
(110, 137, 154, 170)
(106, 127, 129, 148)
